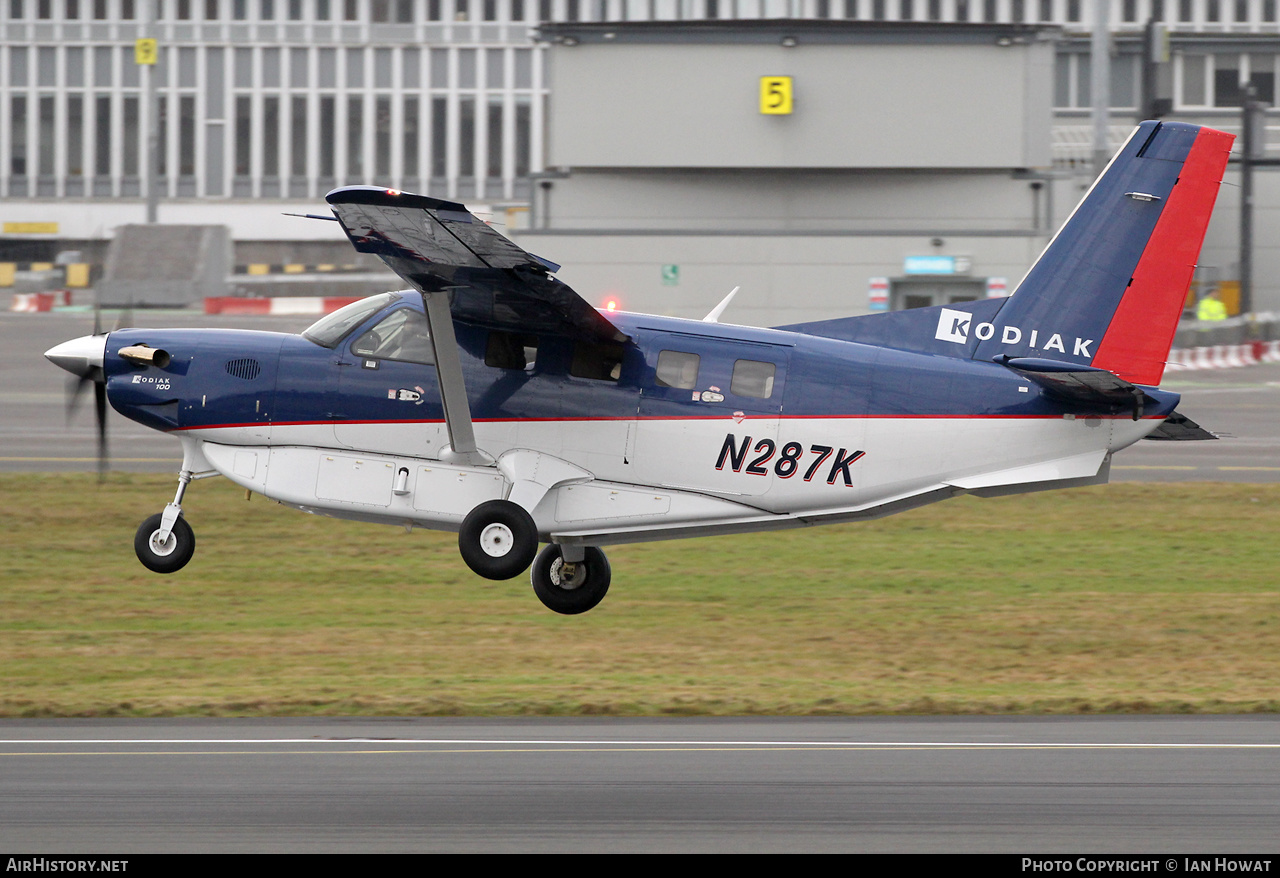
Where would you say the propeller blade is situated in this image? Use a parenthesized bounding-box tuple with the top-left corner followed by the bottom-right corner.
(113, 296, 133, 332)
(66, 374, 90, 423)
(94, 379, 108, 481)
(92, 293, 103, 337)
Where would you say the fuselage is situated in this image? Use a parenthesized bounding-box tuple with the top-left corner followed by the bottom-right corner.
(98, 292, 1179, 536)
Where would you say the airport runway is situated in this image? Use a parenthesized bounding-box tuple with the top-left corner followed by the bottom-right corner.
(4, 308, 1279, 480)
(1, 716, 1278, 853)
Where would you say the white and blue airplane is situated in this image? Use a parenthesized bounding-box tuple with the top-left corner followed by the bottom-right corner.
(45, 120, 1231, 614)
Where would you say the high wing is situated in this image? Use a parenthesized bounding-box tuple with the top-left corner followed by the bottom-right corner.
(325, 186, 626, 344)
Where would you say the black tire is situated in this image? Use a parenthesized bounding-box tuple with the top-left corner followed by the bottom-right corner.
(530, 544, 611, 615)
(458, 499, 539, 580)
(134, 513, 196, 574)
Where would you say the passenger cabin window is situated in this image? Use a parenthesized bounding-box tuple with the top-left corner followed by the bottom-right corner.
(352, 308, 434, 364)
(570, 340, 626, 382)
(731, 359, 776, 399)
(655, 350, 700, 389)
(486, 331, 538, 371)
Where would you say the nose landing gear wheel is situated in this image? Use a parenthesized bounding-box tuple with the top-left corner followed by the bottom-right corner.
(134, 513, 196, 574)
(530, 545, 610, 615)
(458, 499, 539, 580)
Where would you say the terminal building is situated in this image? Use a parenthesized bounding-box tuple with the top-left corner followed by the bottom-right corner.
(2, 0, 1279, 321)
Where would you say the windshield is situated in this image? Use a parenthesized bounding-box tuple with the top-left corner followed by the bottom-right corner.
(301, 292, 400, 348)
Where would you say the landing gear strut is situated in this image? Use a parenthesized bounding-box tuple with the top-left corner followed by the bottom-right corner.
(134, 468, 212, 574)
(530, 544, 611, 615)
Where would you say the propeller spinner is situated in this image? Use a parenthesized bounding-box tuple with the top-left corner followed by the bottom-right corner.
(46, 332, 110, 479)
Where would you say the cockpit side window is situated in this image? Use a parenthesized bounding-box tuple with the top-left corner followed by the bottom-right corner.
(302, 292, 399, 348)
(351, 308, 434, 364)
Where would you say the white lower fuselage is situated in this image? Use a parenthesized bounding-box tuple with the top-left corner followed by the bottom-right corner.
(183, 410, 1158, 548)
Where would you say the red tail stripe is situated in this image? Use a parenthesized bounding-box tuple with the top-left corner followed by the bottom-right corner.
(1091, 127, 1234, 386)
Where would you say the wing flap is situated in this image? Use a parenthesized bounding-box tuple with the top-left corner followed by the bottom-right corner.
(325, 186, 625, 342)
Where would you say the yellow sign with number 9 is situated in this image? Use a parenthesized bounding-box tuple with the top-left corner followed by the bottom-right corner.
(759, 76, 793, 115)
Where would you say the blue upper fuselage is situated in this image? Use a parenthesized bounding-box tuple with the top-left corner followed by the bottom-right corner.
(101, 292, 1182, 435)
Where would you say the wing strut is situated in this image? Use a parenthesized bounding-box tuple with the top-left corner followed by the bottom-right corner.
(422, 291, 491, 465)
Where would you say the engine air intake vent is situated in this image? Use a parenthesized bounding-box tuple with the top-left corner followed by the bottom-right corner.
(225, 358, 262, 380)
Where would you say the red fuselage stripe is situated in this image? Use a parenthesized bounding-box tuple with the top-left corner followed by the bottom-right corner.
(171, 413, 1165, 432)
(1091, 127, 1234, 386)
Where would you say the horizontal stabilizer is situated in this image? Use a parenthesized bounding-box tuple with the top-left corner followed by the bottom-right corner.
(325, 186, 624, 343)
(997, 356, 1157, 418)
(1144, 411, 1218, 441)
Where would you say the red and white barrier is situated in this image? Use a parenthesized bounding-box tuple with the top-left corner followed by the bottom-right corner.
(9, 290, 72, 312)
(1167, 343, 1277, 372)
(204, 296, 362, 316)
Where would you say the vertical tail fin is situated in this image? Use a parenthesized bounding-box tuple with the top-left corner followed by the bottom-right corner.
(973, 121, 1234, 385)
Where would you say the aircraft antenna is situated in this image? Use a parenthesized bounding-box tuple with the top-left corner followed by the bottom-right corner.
(702, 286, 740, 323)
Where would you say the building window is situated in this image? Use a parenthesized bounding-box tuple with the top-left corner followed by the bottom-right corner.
(1181, 53, 1207, 106)
(318, 95, 335, 178)
(403, 96, 419, 180)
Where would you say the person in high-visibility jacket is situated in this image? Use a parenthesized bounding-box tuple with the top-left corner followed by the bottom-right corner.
(1197, 290, 1228, 321)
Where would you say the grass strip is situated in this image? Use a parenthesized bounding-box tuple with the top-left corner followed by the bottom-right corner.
(2, 474, 1277, 717)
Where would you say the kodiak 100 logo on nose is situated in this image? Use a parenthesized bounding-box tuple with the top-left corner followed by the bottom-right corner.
(933, 308, 1095, 357)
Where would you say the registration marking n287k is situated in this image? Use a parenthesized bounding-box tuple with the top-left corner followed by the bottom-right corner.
(715, 434, 865, 485)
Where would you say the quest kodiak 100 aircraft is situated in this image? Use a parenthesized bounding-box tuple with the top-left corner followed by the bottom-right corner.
(45, 120, 1231, 614)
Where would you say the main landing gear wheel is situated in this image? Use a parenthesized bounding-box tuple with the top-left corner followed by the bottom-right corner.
(530, 545, 611, 615)
(134, 513, 196, 574)
(458, 499, 539, 580)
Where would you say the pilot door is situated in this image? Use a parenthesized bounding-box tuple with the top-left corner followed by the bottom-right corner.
(332, 305, 447, 455)
(632, 330, 791, 498)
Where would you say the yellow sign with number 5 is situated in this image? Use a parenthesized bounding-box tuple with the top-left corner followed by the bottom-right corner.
(759, 76, 793, 115)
